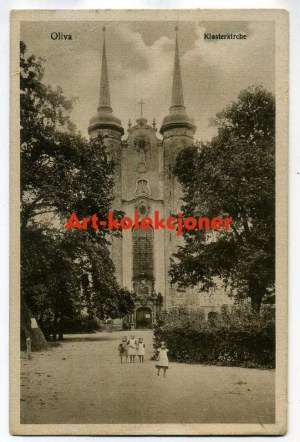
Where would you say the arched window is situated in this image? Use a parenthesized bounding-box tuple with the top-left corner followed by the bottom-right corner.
(132, 224, 154, 280)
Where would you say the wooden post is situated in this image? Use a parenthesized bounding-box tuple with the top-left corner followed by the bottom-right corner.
(26, 337, 31, 360)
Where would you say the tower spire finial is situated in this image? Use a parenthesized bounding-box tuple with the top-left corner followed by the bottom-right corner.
(159, 27, 195, 136)
(89, 28, 124, 136)
(171, 26, 184, 109)
(98, 27, 111, 110)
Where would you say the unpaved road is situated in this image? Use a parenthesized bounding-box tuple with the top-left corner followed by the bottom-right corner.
(20, 330, 275, 424)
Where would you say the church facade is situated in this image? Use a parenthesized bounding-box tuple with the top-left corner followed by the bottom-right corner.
(88, 30, 232, 328)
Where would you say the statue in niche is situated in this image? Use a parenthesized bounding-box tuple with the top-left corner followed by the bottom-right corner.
(134, 274, 151, 303)
(134, 134, 151, 164)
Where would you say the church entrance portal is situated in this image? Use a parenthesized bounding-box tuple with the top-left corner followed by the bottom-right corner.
(136, 307, 152, 329)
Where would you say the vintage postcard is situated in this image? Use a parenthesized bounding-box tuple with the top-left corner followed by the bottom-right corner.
(10, 9, 288, 435)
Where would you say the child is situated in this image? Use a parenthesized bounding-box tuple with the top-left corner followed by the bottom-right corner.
(127, 335, 137, 363)
(156, 341, 169, 377)
(118, 336, 128, 363)
(137, 337, 145, 362)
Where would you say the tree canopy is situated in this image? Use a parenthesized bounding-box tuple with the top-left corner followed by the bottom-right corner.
(20, 41, 135, 344)
(170, 86, 275, 313)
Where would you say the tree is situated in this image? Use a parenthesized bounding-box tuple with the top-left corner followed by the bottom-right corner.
(20, 42, 134, 346)
(20, 40, 118, 233)
(170, 86, 275, 313)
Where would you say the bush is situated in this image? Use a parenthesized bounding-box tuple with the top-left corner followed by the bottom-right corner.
(153, 303, 275, 368)
(59, 316, 101, 334)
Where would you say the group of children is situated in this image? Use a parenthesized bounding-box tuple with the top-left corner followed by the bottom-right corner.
(118, 335, 169, 377)
(118, 335, 146, 363)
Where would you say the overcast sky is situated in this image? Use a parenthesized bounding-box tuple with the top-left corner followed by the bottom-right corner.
(21, 20, 275, 141)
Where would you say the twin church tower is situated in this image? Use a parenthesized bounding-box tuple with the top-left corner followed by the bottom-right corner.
(88, 28, 197, 328)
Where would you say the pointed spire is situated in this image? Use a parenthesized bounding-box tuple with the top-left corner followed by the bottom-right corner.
(171, 27, 184, 109)
(98, 27, 111, 111)
(160, 26, 196, 136)
(88, 27, 124, 136)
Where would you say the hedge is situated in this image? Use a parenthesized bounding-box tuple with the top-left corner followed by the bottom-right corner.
(153, 303, 275, 368)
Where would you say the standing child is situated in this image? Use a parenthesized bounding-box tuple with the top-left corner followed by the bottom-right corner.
(127, 335, 137, 363)
(118, 336, 129, 363)
(156, 341, 169, 377)
(137, 337, 145, 362)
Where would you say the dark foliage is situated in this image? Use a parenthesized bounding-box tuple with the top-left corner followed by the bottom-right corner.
(171, 86, 275, 313)
(153, 304, 275, 369)
(55, 316, 101, 335)
(20, 42, 135, 346)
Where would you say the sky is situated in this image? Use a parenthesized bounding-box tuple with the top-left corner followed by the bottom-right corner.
(21, 20, 275, 141)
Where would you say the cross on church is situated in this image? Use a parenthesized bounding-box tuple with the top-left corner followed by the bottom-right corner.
(138, 99, 145, 117)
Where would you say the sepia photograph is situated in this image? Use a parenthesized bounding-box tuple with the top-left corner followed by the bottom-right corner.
(10, 9, 288, 435)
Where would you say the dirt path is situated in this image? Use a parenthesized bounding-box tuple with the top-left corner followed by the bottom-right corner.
(20, 330, 275, 424)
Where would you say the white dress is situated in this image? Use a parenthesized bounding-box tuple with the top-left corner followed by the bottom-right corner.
(128, 338, 137, 356)
(137, 342, 145, 356)
(157, 348, 169, 368)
